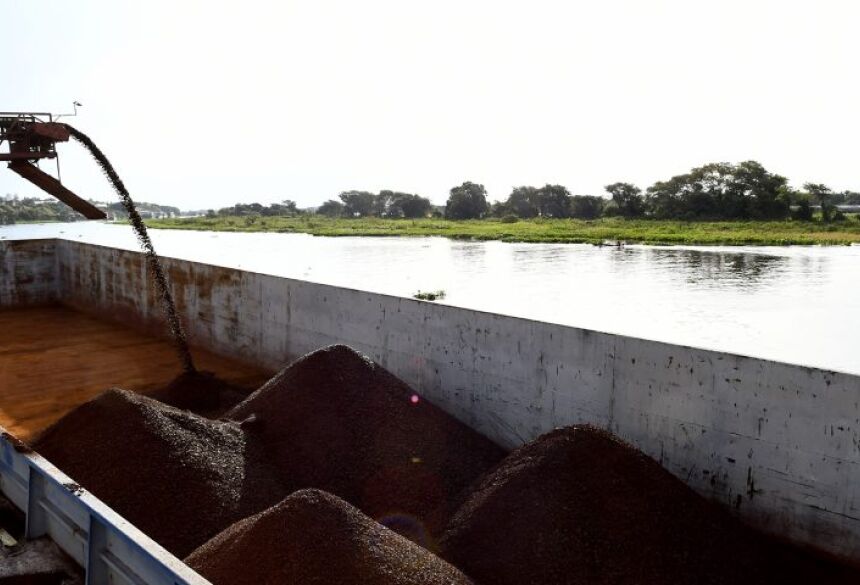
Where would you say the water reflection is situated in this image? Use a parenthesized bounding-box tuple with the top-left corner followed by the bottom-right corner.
(648, 249, 789, 287)
(449, 242, 488, 275)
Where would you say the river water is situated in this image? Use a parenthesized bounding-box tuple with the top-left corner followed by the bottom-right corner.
(3, 221, 858, 375)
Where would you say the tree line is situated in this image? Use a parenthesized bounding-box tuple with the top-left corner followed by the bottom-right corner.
(205, 192, 433, 220)
(209, 200, 300, 217)
(0, 195, 179, 225)
(11, 159, 851, 225)
(316, 190, 433, 219)
(1, 195, 84, 224)
(448, 162, 858, 222)
(310, 161, 858, 222)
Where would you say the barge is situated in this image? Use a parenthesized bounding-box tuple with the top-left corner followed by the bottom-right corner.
(3, 236, 860, 580)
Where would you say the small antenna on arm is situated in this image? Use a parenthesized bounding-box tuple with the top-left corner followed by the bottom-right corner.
(54, 101, 82, 180)
(55, 100, 82, 121)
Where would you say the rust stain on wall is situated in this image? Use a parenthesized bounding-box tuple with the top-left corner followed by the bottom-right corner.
(0, 240, 58, 307)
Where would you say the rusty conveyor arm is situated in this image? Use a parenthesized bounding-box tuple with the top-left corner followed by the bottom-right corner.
(8, 161, 106, 220)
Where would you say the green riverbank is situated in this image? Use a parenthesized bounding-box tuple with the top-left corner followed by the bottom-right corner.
(146, 216, 860, 246)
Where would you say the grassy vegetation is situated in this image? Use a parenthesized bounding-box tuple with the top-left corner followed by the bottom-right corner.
(146, 216, 860, 246)
(413, 290, 447, 301)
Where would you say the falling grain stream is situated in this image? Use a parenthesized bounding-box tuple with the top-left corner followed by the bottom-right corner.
(63, 123, 195, 373)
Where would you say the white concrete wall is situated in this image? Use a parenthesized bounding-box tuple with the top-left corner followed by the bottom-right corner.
(13, 239, 860, 561)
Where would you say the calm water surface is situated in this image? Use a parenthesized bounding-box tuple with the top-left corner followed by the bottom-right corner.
(3, 222, 858, 374)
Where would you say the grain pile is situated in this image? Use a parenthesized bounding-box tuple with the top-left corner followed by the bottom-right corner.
(185, 489, 473, 585)
(23, 345, 860, 583)
(440, 425, 860, 585)
(226, 344, 506, 544)
(148, 370, 249, 418)
(32, 389, 285, 558)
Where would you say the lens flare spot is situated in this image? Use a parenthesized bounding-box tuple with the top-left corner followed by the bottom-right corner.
(378, 513, 432, 549)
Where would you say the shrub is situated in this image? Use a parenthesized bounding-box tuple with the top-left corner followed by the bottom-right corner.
(413, 290, 446, 301)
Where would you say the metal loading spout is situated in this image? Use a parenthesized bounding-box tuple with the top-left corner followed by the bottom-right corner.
(7, 160, 106, 219)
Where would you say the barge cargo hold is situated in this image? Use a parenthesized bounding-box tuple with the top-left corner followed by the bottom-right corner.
(3, 236, 860, 580)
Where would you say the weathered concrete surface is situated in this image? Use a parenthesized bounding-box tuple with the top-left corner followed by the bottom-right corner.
(9, 239, 860, 561)
(0, 239, 58, 307)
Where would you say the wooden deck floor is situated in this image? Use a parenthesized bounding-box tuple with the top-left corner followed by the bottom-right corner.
(0, 305, 272, 440)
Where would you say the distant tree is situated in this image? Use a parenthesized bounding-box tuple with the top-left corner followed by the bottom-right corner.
(317, 199, 345, 217)
(339, 190, 376, 217)
(488, 200, 510, 217)
(206, 209, 216, 218)
(804, 182, 834, 222)
(388, 193, 432, 218)
(645, 175, 691, 219)
(262, 200, 299, 216)
(503, 185, 576, 218)
(445, 181, 489, 219)
(732, 161, 790, 219)
(569, 195, 604, 219)
(218, 202, 265, 216)
(831, 190, 860, 205)
(605, 182, 646, 218)
(705, 162, 748, 218)
(790, 194, 813, 221)
(504, 186, 539, 218)
(534, 184, 572, 218)
(374, 191, 395, 216)
(644, 162, 789, 220)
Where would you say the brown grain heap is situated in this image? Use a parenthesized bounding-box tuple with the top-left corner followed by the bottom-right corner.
(440, 425, 860, 585)
(32, 389, 285, 558)
(185, 489, 473, 585)
(226, 344, 507, 546)
(148, 370, 249, 418)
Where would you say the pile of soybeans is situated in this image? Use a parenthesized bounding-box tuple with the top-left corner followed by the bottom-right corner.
(31, 344, 860, 584)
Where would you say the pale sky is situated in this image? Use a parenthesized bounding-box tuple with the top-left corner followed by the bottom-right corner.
(2, 0, 859, 209)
